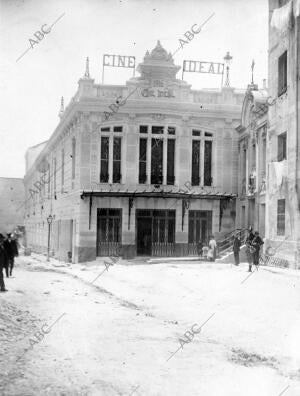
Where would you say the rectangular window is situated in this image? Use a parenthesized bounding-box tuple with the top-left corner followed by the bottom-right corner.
(139, 138, 147, 184)
(139, 125, 148, 134)
(192, 140, 200, 186)
(61, 149, 65, 191)
(152, 126, 164, 134)
(278, 51, 287, 96)
(53, 157, 56, 193)
(167, 139, 175, 185)
(262, 136, 267, 175)
(192, 129, 201, 136)
(151, 138, 163, 184)
(113, 137, 122, 183)
(277, 199, 285, 235)
(101, 127, 110, 132)
(113, 126, 123, 133)
(252, 143, 256, 169)
(168, 127, 176, 135)
(204, 140, 212, 186)
(205, 132, 213, 137)
(72, 138, 76, 179)
(278, 132, 287, 161)
(47, 166, 50, 195)
(100, 137, 109, 183)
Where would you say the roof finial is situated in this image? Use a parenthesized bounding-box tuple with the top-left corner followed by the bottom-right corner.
(223, 51, 233, 87)
(251, 59, 255, 85)
(59, 96, 64, 118)
(84, 57, 90, 79)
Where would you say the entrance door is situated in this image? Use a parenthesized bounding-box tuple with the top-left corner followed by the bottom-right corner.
(97, 208, 122, 256)
(188, 210, 212, 255)
(136, 210, 175, 256)
(137, 217, 152, 255)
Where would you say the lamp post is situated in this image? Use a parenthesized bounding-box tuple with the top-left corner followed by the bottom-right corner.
(223, 51, 233, 87)
(47, 214, 53, 262)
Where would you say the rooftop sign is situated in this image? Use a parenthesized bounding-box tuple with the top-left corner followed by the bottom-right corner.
(102, 54, 136, 83)
(182, 60, 224, 84)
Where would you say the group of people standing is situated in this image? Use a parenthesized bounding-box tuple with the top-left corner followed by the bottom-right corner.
(0, 233, 19, 292)
(233, 228, 264, 272)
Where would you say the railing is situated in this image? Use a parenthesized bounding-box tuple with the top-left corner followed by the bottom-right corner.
(217, 228, 248, 256)
(188, 243, 202, 256)
(152, 242, 175, 257)
(97, 241, 121, 257)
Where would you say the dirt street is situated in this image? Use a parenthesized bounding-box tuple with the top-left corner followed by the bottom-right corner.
(0, 257, 300, 396)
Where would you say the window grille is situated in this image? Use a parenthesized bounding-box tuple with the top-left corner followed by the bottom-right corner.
(100, 137, 109, 183)
(277, 199, 285, 236)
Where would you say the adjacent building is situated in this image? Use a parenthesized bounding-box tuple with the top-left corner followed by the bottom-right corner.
(236, 82, 268, 237)
(0, 177, 25, 235)
(24, 41, 244, 263)
(267, 0, 300, 267)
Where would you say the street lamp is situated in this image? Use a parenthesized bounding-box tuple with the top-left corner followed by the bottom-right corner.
(47, 214, 53, 262)
(223, 51, 233, 87)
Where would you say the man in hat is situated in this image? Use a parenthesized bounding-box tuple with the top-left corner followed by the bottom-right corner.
(0, 234, 8, 291)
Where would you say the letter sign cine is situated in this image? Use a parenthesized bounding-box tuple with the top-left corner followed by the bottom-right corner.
(103, 54, 135, 69)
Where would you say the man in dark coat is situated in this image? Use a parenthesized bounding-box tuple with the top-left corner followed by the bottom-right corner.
(0, 234, 8, 291)
(252, 231, 264, 270)
(233, 233, 241, 265)
(4, 233, 18, 277)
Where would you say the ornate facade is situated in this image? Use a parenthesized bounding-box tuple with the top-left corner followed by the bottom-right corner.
(23, 41, 244, 263)
(236, 84, 268, 236)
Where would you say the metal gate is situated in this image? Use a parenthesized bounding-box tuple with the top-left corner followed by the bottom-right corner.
(136, 209, 175, 257)
(188, 210, 212, 255)
(97, 208, 122, 256)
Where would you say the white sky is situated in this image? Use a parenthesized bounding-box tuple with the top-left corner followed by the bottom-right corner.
(0, 0, 268, 178)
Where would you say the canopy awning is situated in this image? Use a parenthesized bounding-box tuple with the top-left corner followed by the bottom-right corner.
(80, 189, 236, 200)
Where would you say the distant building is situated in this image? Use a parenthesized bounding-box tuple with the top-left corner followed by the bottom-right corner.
(0, 177, 25, 235)
(23, 41, 244, 263)
(236, 82, 268, 237)
(267, 0, 300, 267)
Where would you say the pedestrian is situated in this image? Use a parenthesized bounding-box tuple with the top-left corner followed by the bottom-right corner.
(245, 227, 255, 272)
(251, 231, 264, 270)
(3, 233, 16, 277)
(233, 233, 241, 265)
(0, 234, 8, 292)
(197, 240, 203, 258)
(207, 235, 217, 262)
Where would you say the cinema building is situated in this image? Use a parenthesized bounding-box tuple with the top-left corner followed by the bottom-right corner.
(24, 41, 244, 263)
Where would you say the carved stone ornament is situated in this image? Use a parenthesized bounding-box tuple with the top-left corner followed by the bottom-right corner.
(152, 113, 166, 121)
